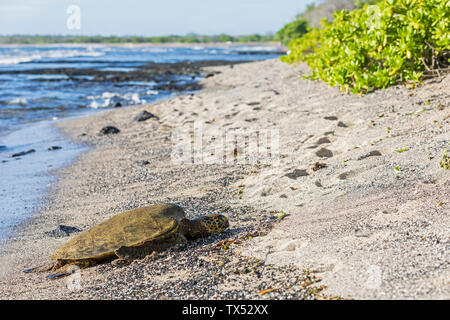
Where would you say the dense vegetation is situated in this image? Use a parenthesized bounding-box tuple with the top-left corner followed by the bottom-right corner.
(0, 34, 275, 45)
(282, 0, 450, 94)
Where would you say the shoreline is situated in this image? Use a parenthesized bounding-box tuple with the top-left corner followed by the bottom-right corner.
(0, 119, 87, 241)
(0, 58, 448, 299)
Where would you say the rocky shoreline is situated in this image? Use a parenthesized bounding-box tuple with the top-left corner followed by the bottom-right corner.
(0, 60, 250, 92)
(0, 58, 448, 299)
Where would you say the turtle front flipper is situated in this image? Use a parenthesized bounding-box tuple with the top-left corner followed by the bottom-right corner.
(115, 231, 187, 261)
(46, 260, 93, 279)
(23, 262, 60, 274)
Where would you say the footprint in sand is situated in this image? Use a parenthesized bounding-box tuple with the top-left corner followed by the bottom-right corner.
(285, 169, 309, 179)
(338, 168, 369, 180)
(316, 148, 333, 158)
(316, 137, 331, 144)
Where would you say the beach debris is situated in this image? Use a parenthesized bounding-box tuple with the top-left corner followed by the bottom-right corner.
(48, 146, 62, 151)
(45, 225, 81, 238)
(285, 169, 309, 179)
(290, 186, 299, 190)
(134, 110, 159, 122)
(316, 148, 333, 158)
(358, 150, 382, 160)
(258, 287, 281, 296)
(25, 203, 229, 278)
(393, 166, 402, 173)
(324, 116, 338, 121)
(437, 202, 445, 207)
(312, 162, 327, 171)
(273, 211, 287, 220)
(395, 148, 408, 153)
(215, 240, 238, 249)
(337, 121, 347, 128)
(9, 149, 35, 158)
(440, 150, 449, 170)
(99, 126, 120, 135)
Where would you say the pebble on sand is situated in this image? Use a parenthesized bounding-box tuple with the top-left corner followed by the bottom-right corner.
(9, 149, 35, 158)
(134, 110, 159, 122)
(100, 126, 120, 135)
(45, 225, 81, 238)
(48, 146, 63, 151)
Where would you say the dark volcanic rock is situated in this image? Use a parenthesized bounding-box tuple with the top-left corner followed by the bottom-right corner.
(48, 146, 62, 151)
(100, 126, 120, 135)
(134, 110, 159, 122)
(337, 121, 348, 128)
(45, 225, 81, 238)
(0, 60, 250, 94)
(10, 149, 35, 158)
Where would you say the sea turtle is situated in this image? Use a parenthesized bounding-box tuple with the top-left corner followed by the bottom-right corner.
(25, 203, 229, 279)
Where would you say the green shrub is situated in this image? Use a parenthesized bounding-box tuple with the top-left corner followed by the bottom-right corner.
(276, 19, 309, 45)
(282, 0, 450, 94)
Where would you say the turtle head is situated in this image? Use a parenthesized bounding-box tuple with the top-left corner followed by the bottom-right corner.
(180, 214, 229, 240)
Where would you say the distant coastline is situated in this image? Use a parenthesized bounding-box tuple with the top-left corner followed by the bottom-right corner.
(0, 42, 286, 51)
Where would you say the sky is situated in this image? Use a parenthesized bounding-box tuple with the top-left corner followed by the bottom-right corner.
(0, 0, 321, 36)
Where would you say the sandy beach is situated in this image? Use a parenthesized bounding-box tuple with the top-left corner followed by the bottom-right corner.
(0, 58, 448, 299)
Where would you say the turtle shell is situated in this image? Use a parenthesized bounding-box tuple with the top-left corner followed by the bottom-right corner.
(51, 203, 186, 261)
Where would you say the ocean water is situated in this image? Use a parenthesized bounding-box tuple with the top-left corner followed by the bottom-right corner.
(0, 45, 282, 134)
(0, 44, 282, 240)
